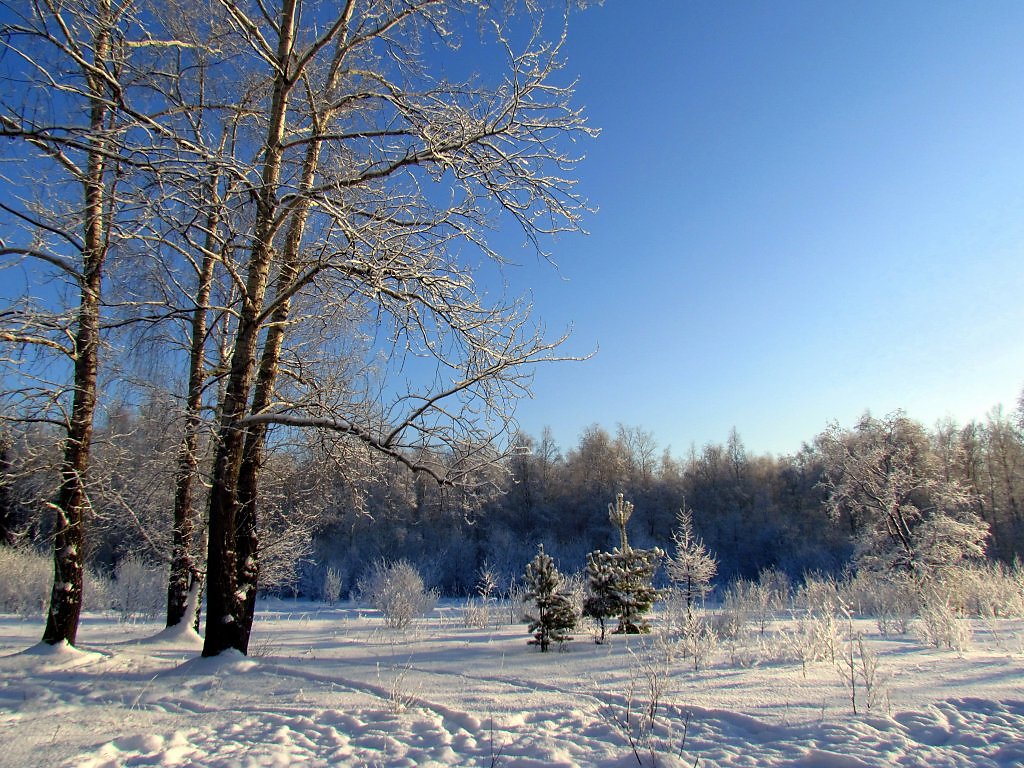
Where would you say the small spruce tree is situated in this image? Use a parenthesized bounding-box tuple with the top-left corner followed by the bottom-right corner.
(609, 546, 664, 634)
(586, 494, 664, 636)
(524, 545, 577, 652)
(584, 550, 618, 643)
(667, 503, 718, 620)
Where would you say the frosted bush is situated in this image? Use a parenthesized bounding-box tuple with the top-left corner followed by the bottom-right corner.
(111, 555, 166, 621)
(84, 567, 114, 612)
(915, 589, 970, 652)
(757, 567, 791, 605)
(712, 600, 749, 642)
(322, 566, 343, 605)
(504, 579, 528, 625)
(562, 571, 587, 620)
(722, 571, 786, 637)
(678, 610, 718, 670)
(594, 648, 674, 765)
(842, 571, 917, 636)
(662, 588, 690, 636)
(0, 545, 117, 617)
(836, 632, 889, 715)
(0, 545, 52, 617)
(793, 573, 842, 616)
(463, 566, 500, 629)
(357, 560, 438, 629)
(711, 600, 758, 667)
(950, 563, 1024, 618)
(462, 597, 491, 629)
(783, 609, 840, 674)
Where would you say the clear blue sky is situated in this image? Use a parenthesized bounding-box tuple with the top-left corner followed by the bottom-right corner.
(509, 0, 1024, 457)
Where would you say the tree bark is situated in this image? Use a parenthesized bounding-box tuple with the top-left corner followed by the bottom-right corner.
(166, 201, 219, 627)
(234, 133, 320, 648)
(42, 0, 112, 646)
(202, 0, 297, 657)
(0, 436, 16, 546)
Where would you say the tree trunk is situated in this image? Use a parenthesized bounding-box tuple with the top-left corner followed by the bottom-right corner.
(0, 436, 16, 545)
(166, 211, 218, 627)
(234, 136, 318, 647)
(202, 0, 297, 657)
(43, 0, 112, 645)
(42, 191, 105, 647)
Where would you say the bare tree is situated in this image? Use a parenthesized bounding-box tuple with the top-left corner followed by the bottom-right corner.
(818, 411, 988, 580)
(181, 0, 596, 656)
(0, 0, 149, 645)
(3, 0, 594, 653)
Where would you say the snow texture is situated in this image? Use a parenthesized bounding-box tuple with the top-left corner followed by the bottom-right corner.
(0, 601, 1022, 767)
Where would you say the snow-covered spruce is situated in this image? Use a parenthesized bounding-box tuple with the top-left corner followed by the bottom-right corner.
(584, 494, 665, 637)
(524, 545, 578, 651)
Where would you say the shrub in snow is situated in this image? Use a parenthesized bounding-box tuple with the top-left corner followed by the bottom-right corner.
(562, 570, 587, 619)
(504, 578, 528, 625)
(524, 545, 578, 651)
(0, 545, 52, 617)
(462, 597, 490, 629)
(792, 572, 843, 616)
(836, 630, 889, 715)
(666, 504, 717, 620)
(377, 661, 420, 713)
(111, 555, 166, 621)
(915, 587, 970, 652)
(662, 587, 690, 635)
(676, 609, 718, 671)
(594, 646, 684, 765)
(841, 570, 917, 637)
(322, 566, 344, 605)
(756, 567, 791, 608)
(463, 566, 499, 629)
(357, 559, 438, 629)
(476, 565, 498, 601)
(784, 574, 845, 672)
(947, 562, 1024, 618)
(84, 567, 114, 612)
(722, 570, 787, 638)
(712, 597, 749, 642)
(783, 609, 841, 674)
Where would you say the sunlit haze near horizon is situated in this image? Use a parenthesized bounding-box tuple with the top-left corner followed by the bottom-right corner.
(506, 1, 1024, 457)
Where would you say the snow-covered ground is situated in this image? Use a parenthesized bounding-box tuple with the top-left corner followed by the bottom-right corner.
(1, 601, 1023, 767)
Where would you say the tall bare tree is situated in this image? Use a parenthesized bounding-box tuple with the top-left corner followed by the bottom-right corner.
(818, 411, 988, 578)
(0, 0, 147, 645)
(185, 0, 595, 656)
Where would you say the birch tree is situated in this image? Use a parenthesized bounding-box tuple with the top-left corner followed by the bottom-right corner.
(185, 0, 595, 656)
(0, 0, 153, 645)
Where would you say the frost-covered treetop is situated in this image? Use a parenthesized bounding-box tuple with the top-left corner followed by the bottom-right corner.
(608, 493, 634, 551)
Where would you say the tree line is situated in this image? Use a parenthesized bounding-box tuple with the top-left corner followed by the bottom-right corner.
(3, 398, 1021, 602)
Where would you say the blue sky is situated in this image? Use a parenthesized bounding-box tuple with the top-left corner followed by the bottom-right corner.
(507, 1, 1024, 456)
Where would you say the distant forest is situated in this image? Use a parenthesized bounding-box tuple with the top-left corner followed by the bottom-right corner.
(4, 393, 1021, 598)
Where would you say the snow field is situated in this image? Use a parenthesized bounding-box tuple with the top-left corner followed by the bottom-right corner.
(1, 601, 1023, 767)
